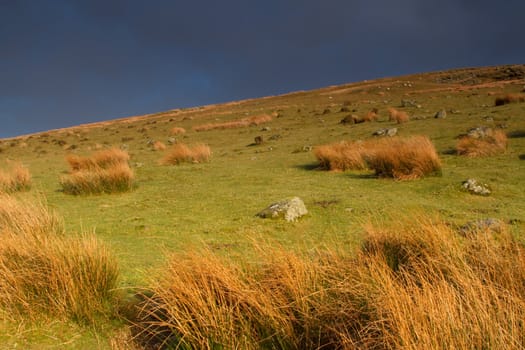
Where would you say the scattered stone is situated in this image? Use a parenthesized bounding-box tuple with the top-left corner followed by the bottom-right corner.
(459, 218, 504, 236)
(254, 136, 264, 145)
(467, 126, 493, 139)
(261, 126, 271, 131)
(401, 99, 417, 107)
(268, 134, 281, 141)
(434, 109, 447, 119)
(462, 178, 491, 196)
(256, 197, 308, 222)
(167, 137, 177, 145)
(340, 106, 351, 112)
(373, 128, 397, 137)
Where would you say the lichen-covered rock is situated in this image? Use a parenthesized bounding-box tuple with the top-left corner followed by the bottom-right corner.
(256, 197, 308, 222)
(462, 178, 491, 196)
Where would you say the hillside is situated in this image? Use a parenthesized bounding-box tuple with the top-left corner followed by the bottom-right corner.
(1, 64, 525, 348)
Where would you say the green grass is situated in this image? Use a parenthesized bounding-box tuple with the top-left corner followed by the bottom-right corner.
(0, 65, 524, 348)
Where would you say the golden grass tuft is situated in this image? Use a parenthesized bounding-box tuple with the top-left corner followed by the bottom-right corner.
(313, 141, 367, 171)
(152, 141, 166, 151)
(131, 216, 525, 349)
(314, 136, 441, 179)
(388, 107, 410, 123)
(169, 127, 186, 135)
(365, 136, 442, 180)
(0, 194, 119, 323)
(0, 163, 31, 193)
(363, 108, 378, 122)
(61, 148, 134, 195)
(160, 143, 211, 165)
(495, 93, 525, 106)
(193, 114, 272, 132)
(457, 129, 508, 157)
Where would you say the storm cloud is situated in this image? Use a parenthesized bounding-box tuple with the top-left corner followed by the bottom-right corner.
(1, 0, 524, 137)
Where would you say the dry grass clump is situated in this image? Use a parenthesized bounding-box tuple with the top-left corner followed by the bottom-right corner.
(495, 93, 525, 106)
(60, 148, 134, 195)
(160, 143, 211, 165)
(365, 136, 442, 180)
(169, 127, 186, 135)
(193, 114, 272, 132)
(363, 108, 378, 122)
(0, 163, 31, 193)
(388, 107, 410, 123)
(314, 136, 441, 179)
(131, 217, 525, 349)
(152, 141, 166, 151)
(313, 141, 367, 171)
(457, 129, 508, 157)
(0, 195, 119, 323)
(65, 148, 130, 172)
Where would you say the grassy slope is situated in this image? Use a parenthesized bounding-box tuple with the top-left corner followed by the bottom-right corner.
(1, 65, 524, 348)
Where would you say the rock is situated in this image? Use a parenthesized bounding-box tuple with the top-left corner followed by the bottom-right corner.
(167, 137, 177, 145)
(261, 126, 271, 131)
(462, 179, 491, 196)
(268, 134, 281, 141)
(467, 126, 493, 139)
(434, 109, 447, 119)
(386, 128, 398, 137)
(373, 128, 397, 137)
(401, 99, 417, 107)
(459, 218, 504, 236)
(256, 197, 308, 222)
(254, 136, 263, 145)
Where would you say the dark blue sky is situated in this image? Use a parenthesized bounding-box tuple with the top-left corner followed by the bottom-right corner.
(1, 0, 524, 138)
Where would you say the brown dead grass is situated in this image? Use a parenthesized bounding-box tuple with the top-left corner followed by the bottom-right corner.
(0, 163, 31, 193)
(131, 217, 525, 349)
(169, 127, 186, 136)
(314, 136, 441, 179)
(313, 141, 367, 171)
(365, 136, 442, 180)
(152, 141, 166, 151)
(61, 148, 134, 195)
(388, 107, 410, 124)
(0, 194, 119, 323)
(193, 114, 272, 132)
(160, 143, 211, 165)
(457, 130, 508, 157)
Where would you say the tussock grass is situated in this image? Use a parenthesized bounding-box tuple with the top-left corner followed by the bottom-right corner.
(0, 195, 119, 323)
(0, 163, 31, 193)
(193, 114, 272, 132)
(495, 93, 525, 106)
(365, 136, 442, 179)
(313, 141, 367, 171)
(152, 141, 166, 151)
(65, 148, 130, 172)
(131, 217, 525, 349)
(388, 107, 410, 123)
(60, 148, 134, 195)
(314, 136, 441, 179)
(457, 129, 508, 157)
(169, 127, 186, 135)
(161, 143, 211, 165)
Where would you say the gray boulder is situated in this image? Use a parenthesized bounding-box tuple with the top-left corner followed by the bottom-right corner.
(373, 128, 397, 137)
(467, 126, 493, 139)
(434, 109, 447, 119)
(462, 179, 491, 196)
(256, 197, 308, 222)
